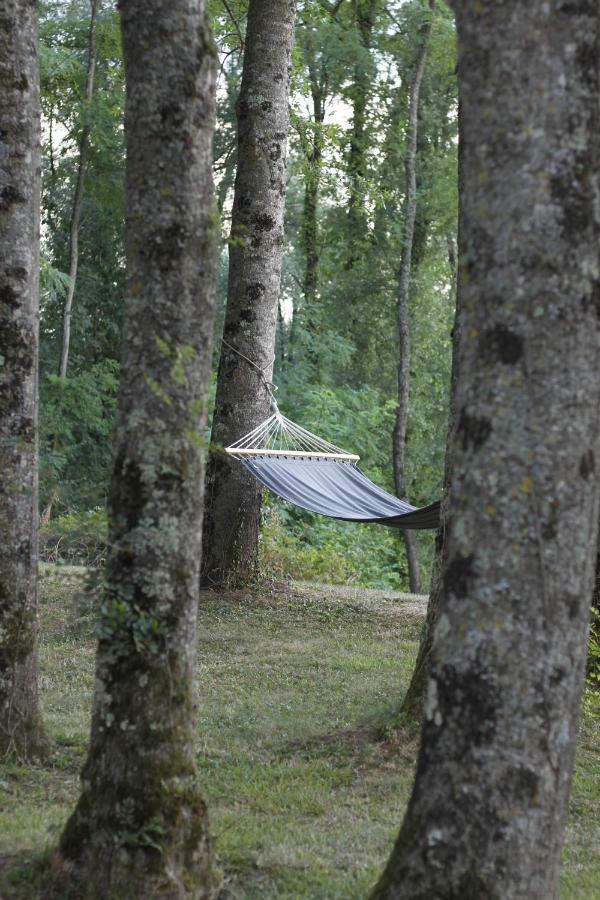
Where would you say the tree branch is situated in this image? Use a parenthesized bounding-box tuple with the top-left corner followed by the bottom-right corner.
(317, 0, 345, 21)
(222, 0, 244, 50)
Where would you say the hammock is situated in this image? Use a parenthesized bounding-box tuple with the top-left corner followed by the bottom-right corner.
(226, 406, 440, 530)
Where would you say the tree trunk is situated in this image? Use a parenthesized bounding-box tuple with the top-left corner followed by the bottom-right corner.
(201, 0, 297, 588)
(346, 0, 377, 270)
(400, 238, 462, 718)
(0, 0, 47, 762)
(372, 3, 600, 897)
(391, 1, 435, 596)
(301, 54, 327, 307)
(589, 515, 600, 681)
(55, 1, 220, 896)
(57, 0, 100, 379)
(400, 159, 462, 723)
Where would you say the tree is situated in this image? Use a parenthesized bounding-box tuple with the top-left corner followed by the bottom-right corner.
(0, 0, 48, 761)
(57, 0, 101, 379)
(346, 0, 378, 270)
(39, 0, 125, 383)
(392, 0, 436, 595)
(400, 106, 462, 719)
(201, 0, 297, 587)
(298, 21, 329, 308)
(55, 0, 220, 894)
(372, 1, 600, 895)
(589, 520, 600, 684)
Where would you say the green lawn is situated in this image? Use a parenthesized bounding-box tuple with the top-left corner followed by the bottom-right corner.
(0, 569, 598, 897)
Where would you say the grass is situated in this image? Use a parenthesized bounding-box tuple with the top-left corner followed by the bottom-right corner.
(0, 569, 599, 897)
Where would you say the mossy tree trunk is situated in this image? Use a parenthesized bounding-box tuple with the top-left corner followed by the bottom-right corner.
(0, 0, 47, 762)
(373, 2, 600, 896)
(392, 0, 436, 596)
(55, 0, 220, 896)
(57, 0, 100, 379)
(201, 0, 297, 588)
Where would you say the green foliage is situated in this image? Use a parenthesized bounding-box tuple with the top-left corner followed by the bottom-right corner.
(36, 0, 458, 593)
(261, 505, 416, 591)
(96, 595, 168, 660)
(39, 360, 119, 513)
(40, 0, 125, 377)
(40, 507, 108, 567)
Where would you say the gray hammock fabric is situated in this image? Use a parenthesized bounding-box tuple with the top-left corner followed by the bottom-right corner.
(240, 455, 440, 530)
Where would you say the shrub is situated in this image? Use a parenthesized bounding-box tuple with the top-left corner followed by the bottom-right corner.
(259, 502, 422, 591)
(40, 507, 108, 567)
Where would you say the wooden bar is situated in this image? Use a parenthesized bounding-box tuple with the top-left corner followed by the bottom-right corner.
(225, 447, 360, 462)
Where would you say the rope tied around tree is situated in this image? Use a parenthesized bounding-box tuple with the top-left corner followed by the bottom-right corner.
(221, 336, 280, 414)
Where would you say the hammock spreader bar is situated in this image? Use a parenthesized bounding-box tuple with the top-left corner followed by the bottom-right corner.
(226, 408, 440, 531)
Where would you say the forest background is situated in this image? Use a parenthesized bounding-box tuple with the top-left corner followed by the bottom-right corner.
(38, 0, 457, 592)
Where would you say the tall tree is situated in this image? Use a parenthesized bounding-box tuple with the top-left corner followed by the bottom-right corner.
(55, 0, 220, 895)
(298, 26, 328, 308)
(400, 122, 462, 720)
(57, 0, 101, 379)
(372, 1, 600, 896)
(346, 0, 377, 270)
(0, 0, 47, 760)
(202, 0, 297, 587)
(392, 0, 435, 595)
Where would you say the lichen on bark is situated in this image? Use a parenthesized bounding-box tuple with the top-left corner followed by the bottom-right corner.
(373, 2, 600, 897)
(201, 0, 297, 588)
(0, 0, 48, 762)
(54, 0, 220, 896)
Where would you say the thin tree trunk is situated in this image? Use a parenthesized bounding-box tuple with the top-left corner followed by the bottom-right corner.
(201, 0, 297, 588)
(302, 57, 326, 307)
(400, 190, 462, 721)
(292, 44, 327, 366)
(400, 233, 462, 718)
(346, 0, 377, 270)
(392, 1, 435, 596)
(55, 1, 220, 895)
(57, 0, 100, 379)
(0, 0, 47, 762)
(373, 2, 600, 896)
(589, 516, 600, 681)
(46, 103, 59, 235)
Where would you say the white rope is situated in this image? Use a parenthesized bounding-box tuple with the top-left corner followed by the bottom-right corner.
(226, 408, 359, 461)
(218, 343, 358, 459)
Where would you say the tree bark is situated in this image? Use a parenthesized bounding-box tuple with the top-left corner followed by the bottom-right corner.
(201, 0, 297, 588)
(400, 150, 462, 723)
(55, 1, 220, 896)
(589, 515, 600, 680)
(0, 0, 47, 762)
(400, 233, 462, 718)
(373, 2, 600, 897)
(301, 50, 327, 307)
(346, 0, 377, 270)
(57, 0, 100, 379)
(392, 1, 435, 596)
